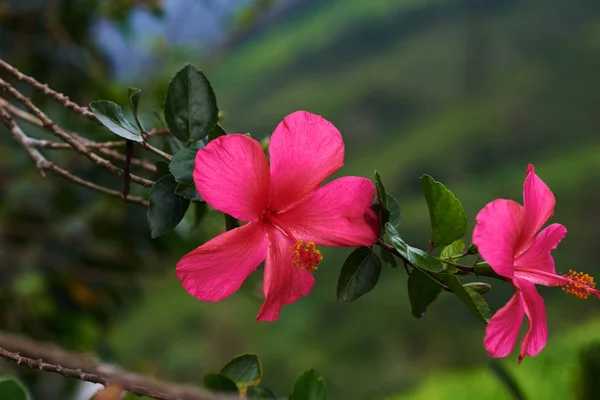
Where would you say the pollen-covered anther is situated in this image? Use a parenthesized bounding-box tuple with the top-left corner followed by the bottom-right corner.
(291, 241, 323, 272)
(562, 269, 597, 300)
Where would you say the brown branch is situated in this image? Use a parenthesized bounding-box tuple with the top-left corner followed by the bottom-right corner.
(0, 107, 149, 206)
(0, 58, 97, 121)
(0, 97, 166, 171)
(0, 332, 234, 400)
(0, 98, 157, 172)
(0, 79, 154, 187)
(49, 164, 149, 207)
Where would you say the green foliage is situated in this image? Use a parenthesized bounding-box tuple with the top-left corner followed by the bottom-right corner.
(386, 224, 443, 273)
(174, 182, 202, 202)
(440, 240, 465, 260)
(374, 171, 402, 230)
(89, 100, 143, 142)
(246, 386, 278, 399)
(407, 269, 442, 318)
(0, 376, 31, 400)
(380, 247, 398, 268)
(337, 246, 382, 303)
(443, 275, 491, 324)
(164, 64, 219, 142)
(291, 370, 328, 400)
(387, 194, 402, 229)
(209, 123, 227, 141)
(202, 373, 240, 394)
(169, 148, 197, 184)
(420, 175, 467, 248)
(168, 148, 203, 202)
(147, 174, 190, 238)
(220, 354, 262, 393)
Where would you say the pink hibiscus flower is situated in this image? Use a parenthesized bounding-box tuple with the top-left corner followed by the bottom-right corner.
(176, 111, 379, 321)
(473, 164, 600, 362)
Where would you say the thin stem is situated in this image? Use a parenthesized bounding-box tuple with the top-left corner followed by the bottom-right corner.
(141, 140, 173, 161)
(0, 79, 153, 187)
(0, 107, 148, 206)
(0, 97, 168, 165)
(437, 258, 475, 272)
(376, 240, 452, 291)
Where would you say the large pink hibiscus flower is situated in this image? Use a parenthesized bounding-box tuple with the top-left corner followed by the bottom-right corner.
(176, 111, 379, 321)
(473, 164, 600, 362)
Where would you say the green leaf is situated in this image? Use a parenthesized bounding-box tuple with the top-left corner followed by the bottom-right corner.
(374, 171, 387, 204)
(164, 64, 218, 142)
(209, 123, 226, 142)
(89, 100, 142, 142)
(420, 174, 468, 248)
(443, 274, 491, 323)
(337, 246, 381, 303)
(0, 376, 31, 400)
(169, 148, 197, 184)
(386, 223, 444, 273)
(246, 386, 278, 399)
(407, 269, 442, 318)
(380, 247, 397, 268)
(174, 182, 202, 202)
(148, 174, 190, 238)
(440, 239, 465, 260)
(387, 194, 402, 228)
(220, 354, 262, 392)
(155, 161, 170, 179)
(439, 239, 465, 274)
(128, 87, 144, 132)
(374, 171, 390, 227)
(291, 369, 328, 400)
(202, 373, 239, 394)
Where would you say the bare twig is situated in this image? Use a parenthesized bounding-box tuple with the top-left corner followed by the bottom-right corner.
(0, 58, 97, 121)
(0, 79, 154, 187)
(0, 97, 167, 168)
(0, 98, 157, 172)
(0, 107, 149, 206)
(49, 164, 149, 207)
(0, 332, 234, 400)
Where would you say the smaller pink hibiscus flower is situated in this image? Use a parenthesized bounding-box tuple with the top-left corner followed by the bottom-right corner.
(473, 164, 600, 363)
(176, 111, 379, 321)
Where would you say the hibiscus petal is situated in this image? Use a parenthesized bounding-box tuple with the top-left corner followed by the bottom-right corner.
(473, 199, 525, 279)
(256, 224, 315, 322)
(484, 291, 525, 358)
(520, 164, 556, 248)
(514, 223, 567, 286)
(517, 279, 548, 363)
(268, 111, 344, 212)
(176, 222, 268, 302)
(194, 134, 270, 222)
(273, 176, 379, 247)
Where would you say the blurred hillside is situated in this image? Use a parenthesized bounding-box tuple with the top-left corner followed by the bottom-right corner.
(3, 0, 600, 399)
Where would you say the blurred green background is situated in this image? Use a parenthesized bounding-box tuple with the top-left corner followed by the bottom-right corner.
(1, 0, 600, 399)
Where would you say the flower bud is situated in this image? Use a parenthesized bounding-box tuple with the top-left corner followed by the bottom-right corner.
(464, 281, 491, 294)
